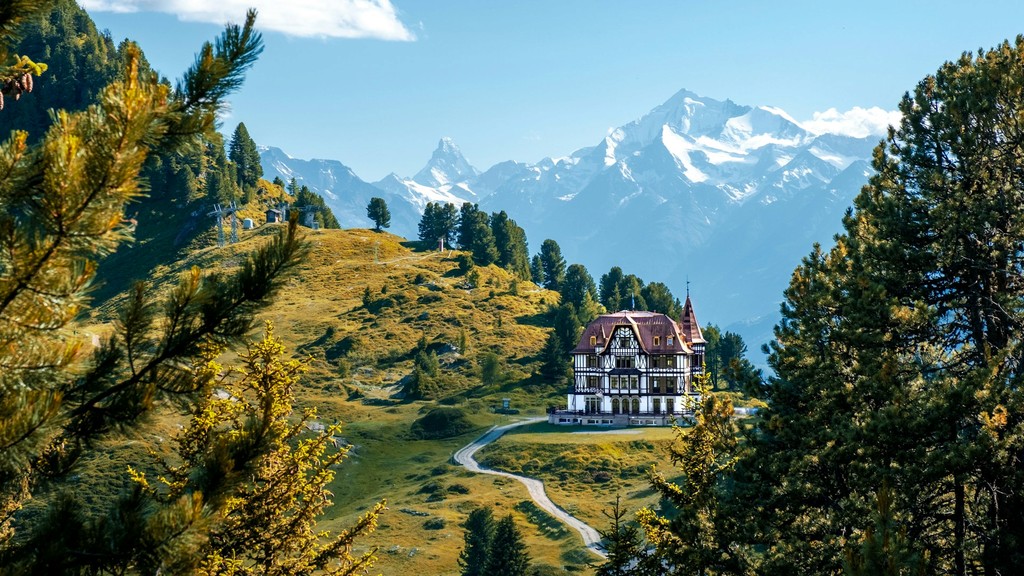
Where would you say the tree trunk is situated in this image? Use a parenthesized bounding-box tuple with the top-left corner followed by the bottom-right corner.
(955, 477, 966, 576)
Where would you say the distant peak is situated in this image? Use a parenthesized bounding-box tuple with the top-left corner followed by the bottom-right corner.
(663, 87, 702, 104)
(412, 137, 479, 187)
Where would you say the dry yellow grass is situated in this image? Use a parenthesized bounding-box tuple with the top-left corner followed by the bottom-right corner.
(83, 224, 709, 575)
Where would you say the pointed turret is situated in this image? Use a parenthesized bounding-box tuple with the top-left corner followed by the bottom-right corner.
(678, 295, 704, 345)
(679, 295, 705, 377)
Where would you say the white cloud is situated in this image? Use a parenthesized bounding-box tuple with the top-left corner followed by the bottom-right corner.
(80, 0, 416, 40)
(801, 106, 901, 139)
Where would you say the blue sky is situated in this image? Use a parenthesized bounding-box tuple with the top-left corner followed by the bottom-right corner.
(84, 0, 1024, 181)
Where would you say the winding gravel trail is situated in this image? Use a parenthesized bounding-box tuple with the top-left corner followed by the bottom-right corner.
(453, 417, 607, 558)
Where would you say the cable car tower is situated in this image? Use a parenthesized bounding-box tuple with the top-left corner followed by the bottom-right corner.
(208, 201, 241, 247)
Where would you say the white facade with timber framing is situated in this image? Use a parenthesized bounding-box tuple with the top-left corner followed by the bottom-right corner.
(548, 296, 705, 426)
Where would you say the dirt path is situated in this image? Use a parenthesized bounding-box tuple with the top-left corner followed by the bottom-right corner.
(453, 417, 607, 559)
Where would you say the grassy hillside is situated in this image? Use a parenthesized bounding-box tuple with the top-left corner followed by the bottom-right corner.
(88, 224, 621, 573)
(84, 220, 725, 574)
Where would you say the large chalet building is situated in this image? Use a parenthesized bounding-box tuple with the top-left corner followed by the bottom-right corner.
(549, 296, 705, 426)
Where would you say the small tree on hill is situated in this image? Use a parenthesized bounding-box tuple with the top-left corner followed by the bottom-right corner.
(479, 352, 501, 386)
(128, 323, 385, 574)
(229, 121, 262, 191)
(595, 496, 659, 576)
(539, 239, 565, 291)
(541, 302, 581, 383)
(459, 507, 495, 576)
(367, 196, 391, 231)
(530, 254, 545, 287)
(637, 375, 746, 574)
(483, 515, 531, 576)
(561, 263, 598, 312)
(419, 201, 457, 247)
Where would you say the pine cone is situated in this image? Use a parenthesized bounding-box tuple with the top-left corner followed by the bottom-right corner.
(0, 92, 4, 111)
(21, 73, 31, 93)
(2, 79, 19, 97)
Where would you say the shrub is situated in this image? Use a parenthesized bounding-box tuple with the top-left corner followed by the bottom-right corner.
(410, 407, 475, 440)
(423, 518, 446, 530)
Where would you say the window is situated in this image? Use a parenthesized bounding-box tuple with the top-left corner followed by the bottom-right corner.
(587, 376, 599, 389)
(615, 357, 634, 369)
(590, 335, 597, 346)
(652, 377, 661, 393)
(667, 357, 674, 367)
(630, 376, 638, 390)
(587, 355, 598, 368)
(653, 336, 660, 346)
(667, 336, 674, 346)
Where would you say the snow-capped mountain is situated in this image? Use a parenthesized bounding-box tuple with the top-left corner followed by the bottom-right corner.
(411, 137, 480, 190)
(373, 138, 481, 216)
(469, 89, 879, 354)
(259, 89, 884, 362)
(258, 145, 429, 235)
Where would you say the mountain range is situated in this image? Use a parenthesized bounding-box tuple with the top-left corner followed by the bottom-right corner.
(259, 89, 883, 363)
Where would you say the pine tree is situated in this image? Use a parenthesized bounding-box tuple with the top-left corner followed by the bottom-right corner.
(206, 133, 241, 203)
(595, 496, 658, 576)
(0, 7, 382, 572)
(491, 210, 530, 280)
(296, 185, 340, 228)
(366, 196, 391, 231)
(703, 325, 761, 392)
(599, 267, 625, 311)
(561, 263, 598, 312)
(479, 352, 501, 386)
(729, 37, 1024, 575)
(641, 281, 681, 317)
(539, 239, 565, 291)
(467, 210, 498, 266)
(483, 515, 530, 576)
(530, 254, 545, 287)
(637, 375, 748, 575)
(126, 323, 384, 575)
(458, 202, 480, 249)
(540, 303, 581, 382)
(418, 201, 457, 246)
(458, 507, 495, 576)
(0, 0, 112, 138)
(228, 121, 262, 191)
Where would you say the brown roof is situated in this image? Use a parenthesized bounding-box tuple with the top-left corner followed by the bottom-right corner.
(572, 310, 693, 354)
(678, 295, 705, 345)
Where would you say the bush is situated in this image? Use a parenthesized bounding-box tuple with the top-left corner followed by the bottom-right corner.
(418, 481, 444, 494)
(410, 407, 475, 440)
(423, 518, 446, 530)
(418, 293, 443, 305)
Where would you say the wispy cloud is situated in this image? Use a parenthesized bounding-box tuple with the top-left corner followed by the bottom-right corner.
(80, 0, 416, 40)
(801, 106, 900, 139)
